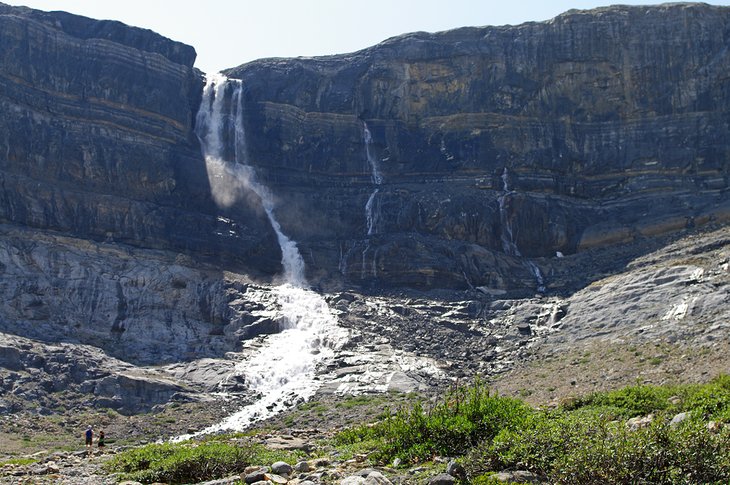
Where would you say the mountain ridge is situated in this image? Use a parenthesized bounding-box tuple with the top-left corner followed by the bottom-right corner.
(0, 1, 726, 444)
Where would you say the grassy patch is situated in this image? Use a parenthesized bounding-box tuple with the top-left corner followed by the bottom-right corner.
(329, 375, 730, 483)
(469, 413, 730, 484)
(0, 457, 38, 466)
(298, 401, 327, 413)
(565, 382, 677, 417)
(335, 393, 392, 409)
(566, 374, 730, 421)
(105, 439, 303, 484)
(458, 375, 730, 484)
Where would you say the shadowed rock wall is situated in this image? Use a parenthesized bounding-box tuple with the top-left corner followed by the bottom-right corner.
(0, 3, 279, 273)
(1, 2, 728, 293)
(227, 3, 730, 290)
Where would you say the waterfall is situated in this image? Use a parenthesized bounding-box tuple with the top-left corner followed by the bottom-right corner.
(498, 168, 521, 257)
(363, 122, 383, 185)
(497, 168, 546, 293)
(365, 189, 380, 237)
(363, 121, 382, 236)
(190, 74, 347, 433)
(527, 261, 546, 293)
(361, 121, 383, 279)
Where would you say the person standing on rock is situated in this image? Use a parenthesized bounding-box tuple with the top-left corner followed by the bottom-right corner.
(85, 425, 94, 455)
(98, 430, 105, 451)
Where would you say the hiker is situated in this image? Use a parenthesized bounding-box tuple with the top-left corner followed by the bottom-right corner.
(98, 430, 105, 450)
(85, 425, 94, 455)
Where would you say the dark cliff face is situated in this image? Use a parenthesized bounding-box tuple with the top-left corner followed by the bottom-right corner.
(1, 2, 729, 293)
(226, 3, 730, 291)
(0, 3, 280, 273)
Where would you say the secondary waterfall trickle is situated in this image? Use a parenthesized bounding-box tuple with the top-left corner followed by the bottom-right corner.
(497, 168, 520, 257)
(191, 74, 347, 433)
(363, 121, 382, 236)
(361, 121, 382, 279)
(498, 168, 546, 293)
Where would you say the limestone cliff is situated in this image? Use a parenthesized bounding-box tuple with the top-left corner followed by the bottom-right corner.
(0, 3, 279, 273)
(0, 2, 729, 416)
(227, 3, 730, 290)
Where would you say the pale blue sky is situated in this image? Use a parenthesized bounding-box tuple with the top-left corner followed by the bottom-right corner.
(8, 1, 730, 74)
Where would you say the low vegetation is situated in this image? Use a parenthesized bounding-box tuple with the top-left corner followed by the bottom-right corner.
(334, 375, 730, 484)
(0, 457, 37, 467)
(334, 378, 530, 463)
(104, 375, 730, 484)
(105, 440, 303, 484)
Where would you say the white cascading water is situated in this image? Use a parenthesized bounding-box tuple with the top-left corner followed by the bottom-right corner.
(363, 121, 383, 236)
(498, 168, 546, 293)
(527, 260, 546, 293)
(361, 122, 382, 278)
(191, 74, 347, 433)
(497, 168, 520, 257)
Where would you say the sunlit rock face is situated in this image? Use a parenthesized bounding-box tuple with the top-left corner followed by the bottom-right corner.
(227, 3, 729, 291)
(0, 3, 279, 273)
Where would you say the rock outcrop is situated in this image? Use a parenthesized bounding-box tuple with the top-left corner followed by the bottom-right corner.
(0, 224, 290, 366)
(1, 2, 728, 292)
(0, 3, 280, 274)
(0, 2, 729, 417)
(225, 3, 730, 290)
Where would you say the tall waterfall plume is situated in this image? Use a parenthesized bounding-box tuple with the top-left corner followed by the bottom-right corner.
(191, 74, 347, 432)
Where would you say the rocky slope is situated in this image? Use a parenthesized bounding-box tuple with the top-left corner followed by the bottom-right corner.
(0, 225, 727, 482)
(0, 0, 728, 444)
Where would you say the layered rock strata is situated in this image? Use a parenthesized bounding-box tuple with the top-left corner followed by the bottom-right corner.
(0, 2, 729, 417)
(227, 3, 730, 290)
(0, 3, 279, 273)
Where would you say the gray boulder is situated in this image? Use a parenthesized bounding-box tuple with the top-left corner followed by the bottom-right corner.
(428, 474, 456, 485)
(270, 460, 293, 476)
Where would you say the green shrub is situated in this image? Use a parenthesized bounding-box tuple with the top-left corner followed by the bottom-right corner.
(710, 373, 730, 390)
(466, 413, 730, 485)
(335, 379, 530, 464)
(669, 418, 730, 484)
(470, 410, 592, 476)
(684, 384, 730, 421)
(553, 419, 674, 484)
(567, 383, 676, 416)
(105, 440, 301, 484)
(554, 416, 730, 485)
